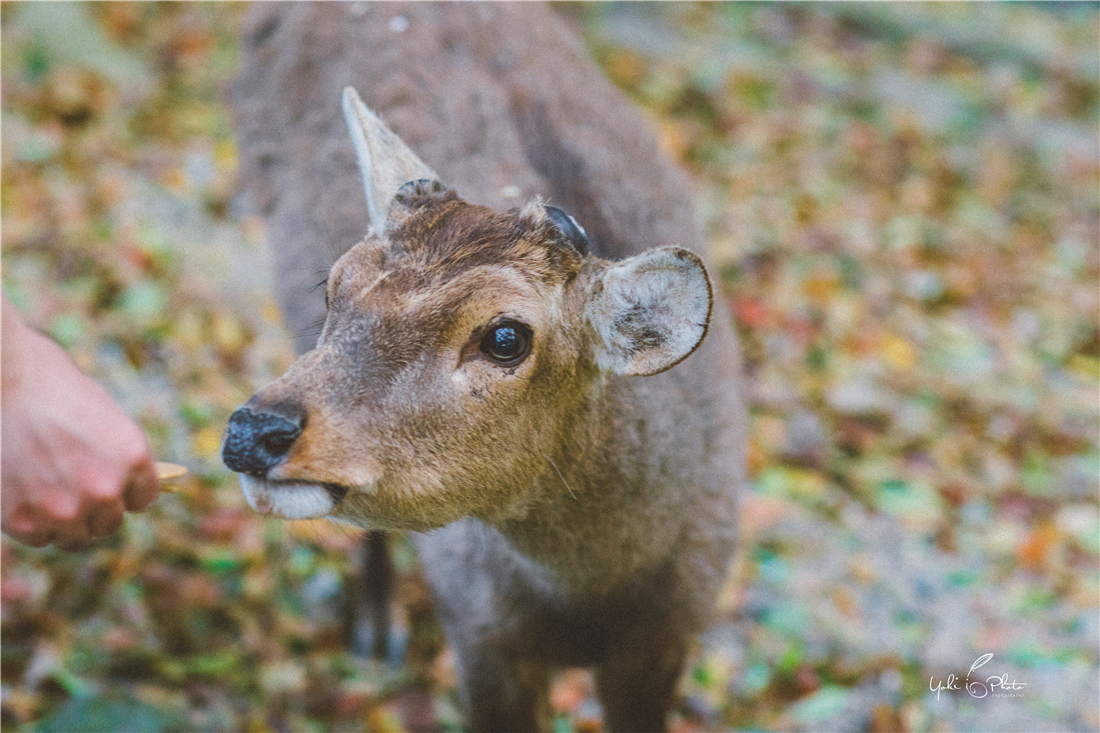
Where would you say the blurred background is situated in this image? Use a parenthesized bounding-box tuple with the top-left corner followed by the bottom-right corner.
(1, 3, 1096, 732)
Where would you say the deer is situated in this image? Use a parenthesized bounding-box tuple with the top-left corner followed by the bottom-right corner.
(223, 4, 746, 732)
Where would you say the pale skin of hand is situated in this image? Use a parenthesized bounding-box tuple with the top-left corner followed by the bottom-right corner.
(1, 298, 159, 550)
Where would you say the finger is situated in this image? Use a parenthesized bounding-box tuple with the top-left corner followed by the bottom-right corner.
(55, 535, 93, 552)
(3, 508, 55, 548)
(10, 528, 55, 548)
(53, 523, 93, 552)
(123, 461, 159, 511)
(85, 501, 124, 537)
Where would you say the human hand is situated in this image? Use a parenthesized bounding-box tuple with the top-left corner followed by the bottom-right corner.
(1, 298, 159, 550)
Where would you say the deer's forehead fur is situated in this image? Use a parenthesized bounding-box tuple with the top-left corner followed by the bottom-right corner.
(343, 193, 582, 289)
(321, 194, 591, 372)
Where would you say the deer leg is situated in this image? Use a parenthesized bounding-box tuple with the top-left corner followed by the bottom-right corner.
(457, 648, 551, 733)
(344, 530, 396, 661)
(595, 642, 687, 733)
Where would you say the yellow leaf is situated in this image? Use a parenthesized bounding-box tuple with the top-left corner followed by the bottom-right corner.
(214, 139, 238, 172)
(212, 312, 248, 355)
(881, 332, 917, 370)
(789, 468, 827, 499)
(656, 120, 692, 161)
(261, 297, 285, 325)
(193, 425, 224, 460)
(1068, 355, 1099, 383)
(803, 273, 840, 304)
(604, 49, 646, 88)
(172, 308, 205, 350)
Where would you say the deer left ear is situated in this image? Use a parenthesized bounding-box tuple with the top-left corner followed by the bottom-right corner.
(586, 247, 713, 376)
(342, 86, 441, 233)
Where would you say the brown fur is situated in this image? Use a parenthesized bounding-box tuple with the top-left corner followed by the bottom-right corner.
(229, 5, 746, 732)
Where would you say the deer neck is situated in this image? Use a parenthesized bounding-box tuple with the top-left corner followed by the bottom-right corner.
(488, 375, 673, 589)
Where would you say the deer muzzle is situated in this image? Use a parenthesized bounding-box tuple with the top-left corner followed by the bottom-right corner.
(222, 404, 349, 519)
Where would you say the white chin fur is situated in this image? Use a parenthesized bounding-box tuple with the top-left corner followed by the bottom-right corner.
(239, 475, 336, 520)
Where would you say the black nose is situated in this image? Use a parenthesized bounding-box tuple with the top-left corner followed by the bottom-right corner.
(222, 406, 303, 477)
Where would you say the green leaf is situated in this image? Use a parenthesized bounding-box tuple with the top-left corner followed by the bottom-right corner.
(1021, 450, 1055, 496)
(946, 569, 980, 588)
(15, 3, 151, 90)
(116, 281, 168, 327)
(790, 685, 850, 724)
(199, 549, 244, 576)
(49, 313, 86, 349)
(777, 643, 804, 674)
(875, 479, 944, 529)
(742, 662, 771, 694)
(35, 692, 183, 733)
(179, 399, 215, 428)
(185, 649, 240, 677)
(764, 604, 809, 636)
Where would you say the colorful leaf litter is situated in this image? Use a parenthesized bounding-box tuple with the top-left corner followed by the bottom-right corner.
(2, 4, 1096, 732)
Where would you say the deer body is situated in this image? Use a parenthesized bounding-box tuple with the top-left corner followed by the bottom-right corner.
(227, 5, 745, 731)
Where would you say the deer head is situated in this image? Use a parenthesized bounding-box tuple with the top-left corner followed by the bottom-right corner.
(222, 88, 713, 530)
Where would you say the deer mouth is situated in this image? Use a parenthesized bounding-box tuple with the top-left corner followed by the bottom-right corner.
(238, 475, 348, 519)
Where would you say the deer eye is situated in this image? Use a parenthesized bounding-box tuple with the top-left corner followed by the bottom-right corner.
(480, 321, 532, 365)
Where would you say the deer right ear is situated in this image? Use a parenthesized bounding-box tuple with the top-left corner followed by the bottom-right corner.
(586, 247, 713, 377)
(342, 86, 441, 233)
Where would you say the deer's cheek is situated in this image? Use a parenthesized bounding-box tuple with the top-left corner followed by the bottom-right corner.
(451, 354, 536, 400)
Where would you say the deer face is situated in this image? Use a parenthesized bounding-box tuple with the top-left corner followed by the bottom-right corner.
(221, 89, 713, 530)
(225, 185, 595, 528)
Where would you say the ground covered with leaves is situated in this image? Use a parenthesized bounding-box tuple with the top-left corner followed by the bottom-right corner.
(2, 4, 1097, 732)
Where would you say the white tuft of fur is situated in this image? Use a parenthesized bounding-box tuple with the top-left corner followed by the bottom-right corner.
(517, 197, 550, 226)
(239, 475, 337, 520)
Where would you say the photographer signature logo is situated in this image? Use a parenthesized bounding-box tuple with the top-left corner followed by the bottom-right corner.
(929, 653, 1028, 700)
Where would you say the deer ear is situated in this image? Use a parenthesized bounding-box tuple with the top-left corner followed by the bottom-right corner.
(586, 248, 713, 376)
(342, 86, 441, 233)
